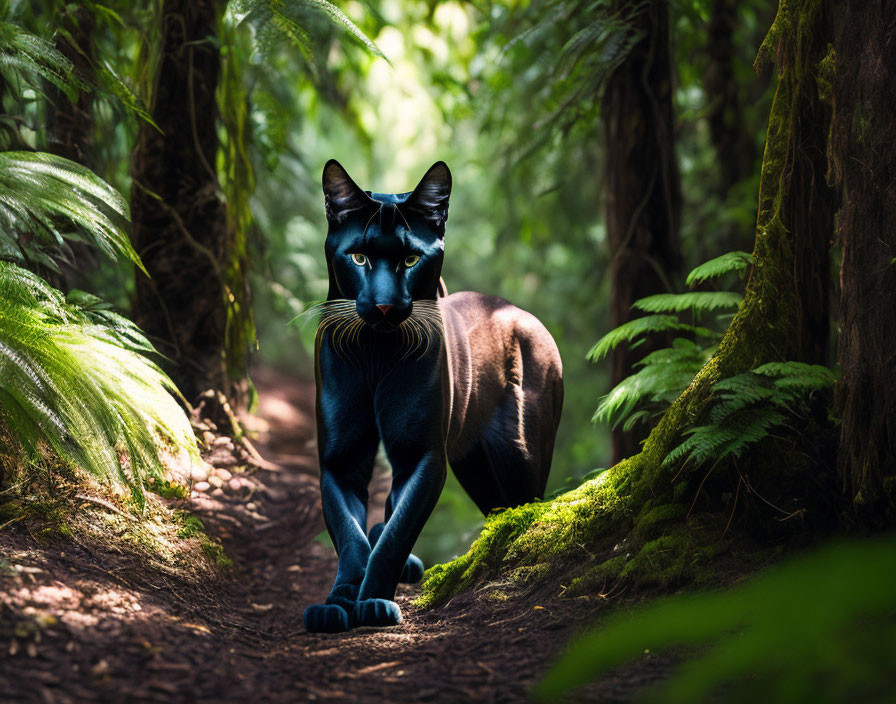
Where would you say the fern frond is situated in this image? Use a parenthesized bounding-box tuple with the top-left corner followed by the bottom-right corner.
(232, 0, 386, 61)
(663, 361, 836, 469)
(0, 151, 145, 272)
(633, 291, 742, 314)
(587, 315, 691, 362)
(594, 340, 706, 428)
(0, 20, 86, 96)
(685, 251, 753, 286)
(753, 361, 838, 391)
(95, 59, 158, 129)
(0, 262, 198, 506)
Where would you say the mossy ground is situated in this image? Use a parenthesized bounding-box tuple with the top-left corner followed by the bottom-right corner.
(0, 456, 230, 581)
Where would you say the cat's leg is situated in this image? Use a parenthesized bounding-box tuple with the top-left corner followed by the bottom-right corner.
(449, 371, 559, 515)
(368, 519, 424, 584)
(352, 447, 445, 627)
(351, 378, 446, 627)
(303, 372, 379, 633)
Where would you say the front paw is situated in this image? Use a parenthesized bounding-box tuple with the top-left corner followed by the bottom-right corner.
(304, 604, 350, 633)
(326, 583, 359, 611)
(351, 598, 403, 628)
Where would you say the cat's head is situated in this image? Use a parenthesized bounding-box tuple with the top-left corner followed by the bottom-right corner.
(321, 159, 451, 333)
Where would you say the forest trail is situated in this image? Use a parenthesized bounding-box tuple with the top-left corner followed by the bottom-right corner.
(0, 367, 668, 703)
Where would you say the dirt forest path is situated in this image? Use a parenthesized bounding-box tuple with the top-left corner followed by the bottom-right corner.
(0, 367, 668, 703)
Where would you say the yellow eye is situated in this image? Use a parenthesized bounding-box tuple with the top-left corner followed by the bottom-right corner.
(404, 255, 421, 268)
(350, 253, 367, 266)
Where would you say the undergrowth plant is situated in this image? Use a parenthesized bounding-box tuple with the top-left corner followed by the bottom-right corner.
(664, 362, 837, 469)
(589, 250, 837, 471)
(589, 250, 752, 433)
(0, 11, 199, 507)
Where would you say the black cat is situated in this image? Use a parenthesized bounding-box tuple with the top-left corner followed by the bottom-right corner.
(303, 160, 563, 632)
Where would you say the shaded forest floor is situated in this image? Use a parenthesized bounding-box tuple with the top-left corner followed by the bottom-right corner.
(0, 367, 673, 703)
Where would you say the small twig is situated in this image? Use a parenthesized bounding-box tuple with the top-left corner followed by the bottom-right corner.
(0, 515, 24, 531)
(720, 475, 742, 540)
(687, 457, 722, 518)
(75, 493, 133, 520)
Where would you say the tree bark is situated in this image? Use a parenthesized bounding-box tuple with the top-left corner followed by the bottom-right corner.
(46, 6, 95, 167)
(44, 5, 103, 294)
(703, 0, 753, 198)
(602, 0, 683, 463)
(832, 0, 896, 520)
(130, 0, 236, 403)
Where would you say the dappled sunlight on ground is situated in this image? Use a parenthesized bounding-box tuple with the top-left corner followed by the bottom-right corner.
(0, 366, 665, 702)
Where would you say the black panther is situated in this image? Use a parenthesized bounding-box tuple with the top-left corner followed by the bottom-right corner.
(303, 160, 563, 632)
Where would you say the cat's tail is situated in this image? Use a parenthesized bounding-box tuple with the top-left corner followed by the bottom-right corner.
(437, 277, 448, 297)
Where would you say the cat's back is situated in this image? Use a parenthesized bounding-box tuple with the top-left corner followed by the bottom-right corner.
(440, 291, 558, 365)
(439, 291, 562, 459)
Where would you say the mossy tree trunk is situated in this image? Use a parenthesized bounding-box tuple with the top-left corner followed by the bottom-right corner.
(420, 0, 836, 607)
(131, 0, 251, 404)
(831, 0, 896, 522)
(603, 0, 683, 463)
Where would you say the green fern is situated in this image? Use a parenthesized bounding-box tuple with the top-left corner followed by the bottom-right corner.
(663, 363, 837, 469)
(0, 17, 86, 99)
(594, 339, 710, 429)
(231, 0, 386, 65)
(588, 315, 696, 362)
(0, 151, 144, 273)
(0, 10, 198, 507)
(0, 261, 199, 507)
(590, 251, 754, 435)
(685, 251, 753, 286)
(633, 291, 742, 314)
(486, 0, 642, 164)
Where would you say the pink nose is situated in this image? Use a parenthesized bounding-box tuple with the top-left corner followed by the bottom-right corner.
(376, 304, 392, 316)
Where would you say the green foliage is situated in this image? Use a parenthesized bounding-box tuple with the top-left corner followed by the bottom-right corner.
(0, 260, 199, 507)
(593, 338, 711, 430)
(479, 0, 641, 163)
(590, 251, 752, 433)
(663, 362, 837, 468)
(147, 477, 189, 501)
(230, 0, 385, 69)
(632, 291, 742, 313)
(588, 315, 697, 362)
(0, 12, 85, 100)
(536, 537, 896, 703)
(685, 251, 753, 286)
(0, 151, 143, 273)
(0, 13, 198, 505)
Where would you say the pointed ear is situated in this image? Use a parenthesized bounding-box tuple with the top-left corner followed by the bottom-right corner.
(322, 159, 376, 225)
(404, 161, 451, 234)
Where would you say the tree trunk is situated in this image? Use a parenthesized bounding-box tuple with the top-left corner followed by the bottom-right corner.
(832, 0, 896, 521)
(701, 0, 759, 253)
(130, 0, 240, 404)
(46, 6, 94, 167)
(44, 5, 104, 294)
(420, 0, 836, 607)
(703, 0, 752, 196)
(603, 0, 683, 463)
